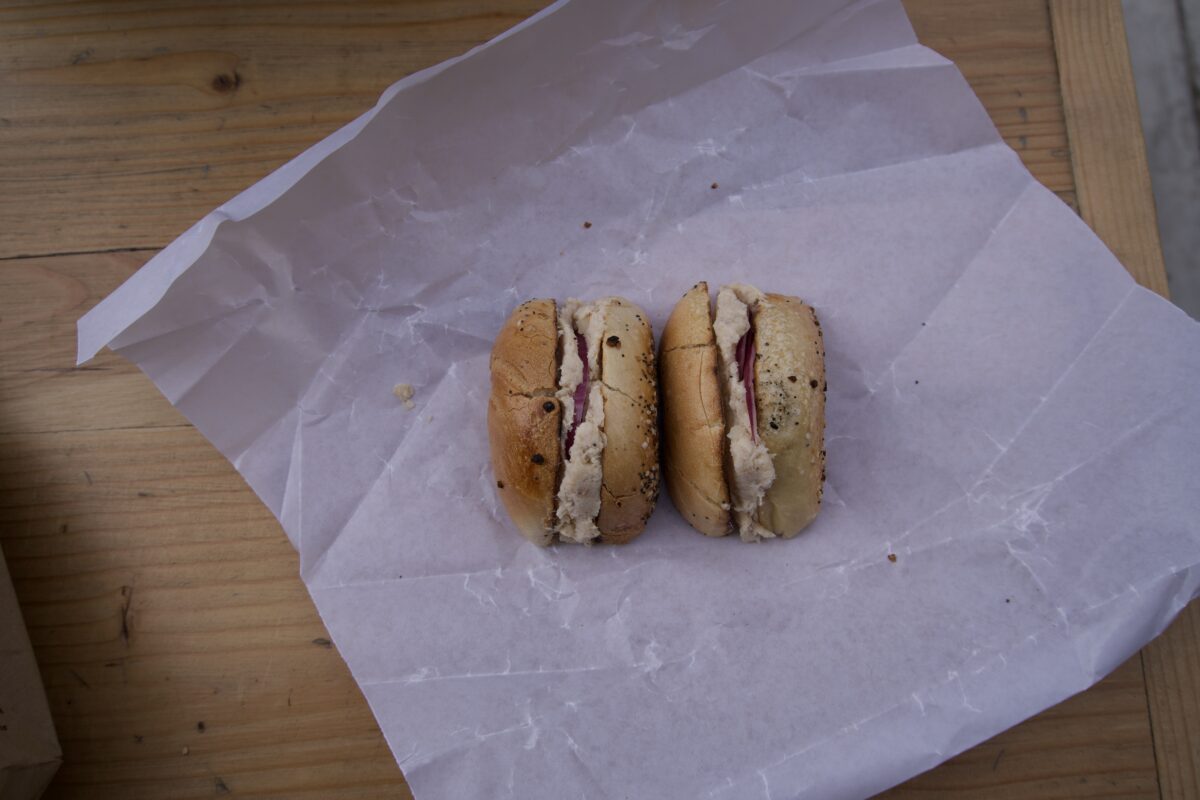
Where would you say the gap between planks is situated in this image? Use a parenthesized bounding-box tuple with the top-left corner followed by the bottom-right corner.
(0, 246, 160, 263)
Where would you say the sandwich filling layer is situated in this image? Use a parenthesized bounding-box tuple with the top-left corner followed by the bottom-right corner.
(554, 299, 609, 543)
(713, 285, 776, 541)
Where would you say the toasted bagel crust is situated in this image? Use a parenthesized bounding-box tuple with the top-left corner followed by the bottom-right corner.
(488, 299, 562, 545)
(659, 283, 731, 536)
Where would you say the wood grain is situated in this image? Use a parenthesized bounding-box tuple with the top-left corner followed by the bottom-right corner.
(1142, 604, 1200, 799)
(1049, 0, 1169, 296)
(0, 1, 1188, 798)
(906, 0, 1076, 207)
(0, 0, 1079, 263)
(0, 252, 412, 799)
(0, 0, 548, 259)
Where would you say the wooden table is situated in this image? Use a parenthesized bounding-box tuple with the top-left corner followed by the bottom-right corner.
(2, 1, 1196, 797)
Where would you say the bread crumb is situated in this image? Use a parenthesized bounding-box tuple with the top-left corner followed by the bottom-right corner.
(181, 746, 190, 755)
(393, 383, 416, 410)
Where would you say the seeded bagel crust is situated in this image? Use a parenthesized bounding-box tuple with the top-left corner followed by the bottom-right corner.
(488, 299, 563, 545)
(595, 298, 660, 544)
(753, 293, 826, 538)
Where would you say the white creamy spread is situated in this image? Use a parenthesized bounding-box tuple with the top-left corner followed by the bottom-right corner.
(555, 307, 584, 439)
(714, 285, 776, 541)
(554, 299, 610, 543)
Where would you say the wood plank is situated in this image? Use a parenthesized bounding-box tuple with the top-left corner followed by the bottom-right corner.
(1049, 0, 1169, 296)
(0, 253, 185, 435)
(1, 434, 409, 800)
(0, 252, 410, 799)
(0, 0, 551, 260)
(879, 657, 1158, 799)
(0, 0, 1078, 261)
(1049, 2, 1197, 797)
(905, 0, 1076, 197)
(1141, 604, 1200, 799)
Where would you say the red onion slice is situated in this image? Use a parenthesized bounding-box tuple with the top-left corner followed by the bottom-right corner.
(565, 332, 589, 453)
(735, 316, 757, 442)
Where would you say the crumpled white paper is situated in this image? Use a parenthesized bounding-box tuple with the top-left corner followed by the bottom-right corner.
(78, 0, 1200, 797)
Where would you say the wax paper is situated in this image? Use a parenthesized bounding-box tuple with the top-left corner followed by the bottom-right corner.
(77, 0, 1200, 797)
